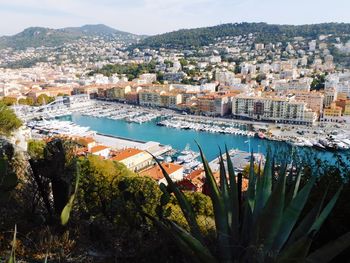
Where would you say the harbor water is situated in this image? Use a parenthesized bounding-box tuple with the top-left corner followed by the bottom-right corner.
(58, 114, 350, 170)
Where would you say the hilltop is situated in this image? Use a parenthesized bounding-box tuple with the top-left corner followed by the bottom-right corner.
(137, 22, 350, 48)
(0, 24, 145, 49)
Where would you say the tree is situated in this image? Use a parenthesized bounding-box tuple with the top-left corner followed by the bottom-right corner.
(1, 97, 17, 106)
(27, 139, 46, 159)
(36, 94, 55, 105)
(29, 139, 78, 222)
(311, 74, 326, 90)
(0, 102, 22, 135)
(179, 58, 188, 68)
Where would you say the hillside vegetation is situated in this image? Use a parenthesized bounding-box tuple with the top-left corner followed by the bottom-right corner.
(138, 22, 350, 48)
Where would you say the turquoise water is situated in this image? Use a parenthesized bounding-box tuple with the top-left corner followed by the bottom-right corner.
(58, 114, 348, 167)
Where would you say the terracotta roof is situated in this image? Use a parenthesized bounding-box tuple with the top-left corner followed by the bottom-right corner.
(77, 137, 95, 145)
(186, 169, 204, 180)
(140, 162, 183, 181)
(111, 148, 144, 161)
(90, 145, 110, 153)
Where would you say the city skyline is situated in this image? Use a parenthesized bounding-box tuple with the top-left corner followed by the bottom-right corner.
(0, 0, 349, 36)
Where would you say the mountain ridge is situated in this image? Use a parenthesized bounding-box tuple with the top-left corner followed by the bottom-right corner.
(0, 24, 145, 49)
(136, 22, 350, 48)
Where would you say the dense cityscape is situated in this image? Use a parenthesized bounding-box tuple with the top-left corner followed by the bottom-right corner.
(1, 4, 350, 262)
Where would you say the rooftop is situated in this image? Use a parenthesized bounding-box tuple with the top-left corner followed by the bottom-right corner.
(140, 162, 183, 181)
(111, 148, 144, 161)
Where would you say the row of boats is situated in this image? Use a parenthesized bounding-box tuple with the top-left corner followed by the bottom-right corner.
(287, 137, 350, 151)
(27, 119, 94, 137)
(78, 104, 163, 124)
(157, 119, 256, 136)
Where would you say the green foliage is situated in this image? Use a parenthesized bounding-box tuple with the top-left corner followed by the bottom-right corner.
(61, 167, 80, 226)
(179, 58, 188, 67)
(27, 139, 46, 159)
(1, 97, 17, 106)
(0, 143, 18, 202)
(29, 139, 78, 222)
(36, 94, 55, 105)
(18, 97, 34, 106)
(153, 147, 349, 262)
(311, 74, 326, 91)
(89, 61, 157, 79)
(78, 155, 156, 223)
(0, 102, 22, 135)
(166, 192, 215, 236)
(137, 22, 350, 48)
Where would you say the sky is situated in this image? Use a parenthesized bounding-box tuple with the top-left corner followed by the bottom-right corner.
(0, 0, 349, 36)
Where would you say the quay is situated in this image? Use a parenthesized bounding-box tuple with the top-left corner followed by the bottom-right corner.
(94, 133, 172, 157)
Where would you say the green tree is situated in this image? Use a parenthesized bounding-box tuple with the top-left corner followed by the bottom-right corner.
(36, 94, 55, 105)
(18, 97, 34, 106)
(27, 139, 46, 159)
(1, 97, 17, 106)
(0, 102, 22, 135)
(179, 58, 188, 68)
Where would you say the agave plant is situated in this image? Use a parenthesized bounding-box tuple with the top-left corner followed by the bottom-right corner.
(152, 146, 350, 263)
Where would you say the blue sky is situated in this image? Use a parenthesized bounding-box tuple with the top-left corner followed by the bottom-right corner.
(0, 0, 349, 36)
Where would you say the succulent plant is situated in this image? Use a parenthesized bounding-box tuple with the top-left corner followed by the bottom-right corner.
(152, 146, 350, 263)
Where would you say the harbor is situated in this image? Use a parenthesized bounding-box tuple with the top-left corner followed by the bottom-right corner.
(15, 98, 350, 152)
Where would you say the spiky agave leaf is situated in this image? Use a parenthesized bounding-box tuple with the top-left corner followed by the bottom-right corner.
(197, 143, 232, 262)
(277, 235, 313, 263)
(286, 187, 328, 248)
(253, 162, 286, 254)
(306, 232, 350, 263)
(6, 224, 17, 263)
(253, 149, 272, 223)
(240, 152, 256, 247)
(61, 165, 80, 226)
(272, 176, 316, 252)
(150, 152, 204, 244)
(308, 186, 343, 236)
(169, 221, 218, 263)
(225, 146, 239, 245)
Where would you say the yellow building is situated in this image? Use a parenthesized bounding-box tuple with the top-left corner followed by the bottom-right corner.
(139, 90, 162, 106)
(111, 148, 153, 172)
(107, 85, 132, 100)
(160, 91, 182, 108)
(343, 100, 350, 116)
(322, 102, 343, 122)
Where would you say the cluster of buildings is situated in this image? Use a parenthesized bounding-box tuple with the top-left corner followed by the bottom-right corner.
(1, 29, 350, 125)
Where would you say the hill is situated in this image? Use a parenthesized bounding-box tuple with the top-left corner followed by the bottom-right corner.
(0, 24, 145, 50)
(137, 22, 350, 48)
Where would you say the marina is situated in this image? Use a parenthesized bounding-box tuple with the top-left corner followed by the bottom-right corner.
(14, 98, 350, 171)
(56, 114, 348, 168)
(16, 98, 350, 152)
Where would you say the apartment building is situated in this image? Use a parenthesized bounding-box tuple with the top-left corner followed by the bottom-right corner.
(106, 85, 132, 101)
(27, 87, 73, 100)
(232, 94, 317, 124)
(273, 80, 310, 93)
(139, 90, 162, 106)
(160, 92, 182, 108)
(294, 91, 324, 114)
(196, 93, 233, 116)
(322, 102, 343, 122)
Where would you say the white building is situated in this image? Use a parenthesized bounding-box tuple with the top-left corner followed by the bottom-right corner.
(232, 94, 317, 124)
